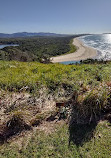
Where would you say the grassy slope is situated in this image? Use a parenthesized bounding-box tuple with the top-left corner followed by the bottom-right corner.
(0, 61, 111, 157)
(0, 121, 111, 158)
(66, 39, 77, 54)
(0, 60, 111, 92)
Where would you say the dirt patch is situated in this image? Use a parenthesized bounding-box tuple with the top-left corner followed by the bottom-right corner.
(0, 90, 68, 145)
(2, 119, 65, 151)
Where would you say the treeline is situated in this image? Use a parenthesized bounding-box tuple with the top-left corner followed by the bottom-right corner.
(0, 35, 81, 62)
(80, 58, 111, 64)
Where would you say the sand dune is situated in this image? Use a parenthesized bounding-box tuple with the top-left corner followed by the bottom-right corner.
(51, 38, 97, 63)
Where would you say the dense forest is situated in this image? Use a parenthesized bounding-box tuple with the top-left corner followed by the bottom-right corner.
(0, 35, 83, 62)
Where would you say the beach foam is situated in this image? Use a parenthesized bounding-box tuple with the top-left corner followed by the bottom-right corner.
(79, 34, 111, 60)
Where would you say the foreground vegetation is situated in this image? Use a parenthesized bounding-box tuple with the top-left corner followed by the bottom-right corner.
(0, 121, 111, 158)
(0, 60, 111, 157)
(0, 60, 111, 92)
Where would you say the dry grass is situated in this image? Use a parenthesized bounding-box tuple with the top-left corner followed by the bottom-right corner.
(0, 61, 111, 157)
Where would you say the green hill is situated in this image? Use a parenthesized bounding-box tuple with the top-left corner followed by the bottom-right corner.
(0, 36, 78, 62)
(0, 61, 111, 157)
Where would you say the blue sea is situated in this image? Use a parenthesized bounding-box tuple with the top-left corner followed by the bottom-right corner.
(79, 34, 111, 60)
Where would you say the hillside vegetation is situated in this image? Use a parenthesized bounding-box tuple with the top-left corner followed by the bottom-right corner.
(0, 60, 111, 157)
(0, 60, 111, 94)
(0, 36, 78, 62)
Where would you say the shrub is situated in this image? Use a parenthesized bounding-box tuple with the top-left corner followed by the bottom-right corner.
(70, 85, 111, 124)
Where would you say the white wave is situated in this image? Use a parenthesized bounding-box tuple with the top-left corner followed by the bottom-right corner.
(79, 34, 111, 60)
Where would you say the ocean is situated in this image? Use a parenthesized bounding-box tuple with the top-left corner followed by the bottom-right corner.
(79, 34, 111, 60)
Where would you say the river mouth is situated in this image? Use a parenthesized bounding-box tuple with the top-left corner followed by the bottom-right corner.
(0, 44, 19, 49)
(60, 60, 80, 65)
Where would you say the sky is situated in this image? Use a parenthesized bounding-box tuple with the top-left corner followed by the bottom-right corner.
(0, 0, 111, 34)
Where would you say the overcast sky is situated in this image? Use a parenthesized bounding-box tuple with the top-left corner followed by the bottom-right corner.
(0, 0, 111, 34)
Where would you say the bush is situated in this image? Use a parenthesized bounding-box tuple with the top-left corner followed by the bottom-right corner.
(70, 85, 111, 124)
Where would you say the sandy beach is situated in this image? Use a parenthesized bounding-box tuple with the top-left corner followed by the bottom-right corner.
(51, 38, 97, 63)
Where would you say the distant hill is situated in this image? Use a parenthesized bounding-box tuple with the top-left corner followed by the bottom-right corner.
(0, 32, 70, 38)
(103, 33, 111, 34)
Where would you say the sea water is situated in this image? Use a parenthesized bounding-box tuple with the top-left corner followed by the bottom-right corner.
(79, 34, 111, 60)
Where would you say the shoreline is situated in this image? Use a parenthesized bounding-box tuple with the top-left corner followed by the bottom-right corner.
(51, 38, 97, 63)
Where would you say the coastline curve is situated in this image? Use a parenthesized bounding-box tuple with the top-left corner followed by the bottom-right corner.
(51, 38, 97, 63)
